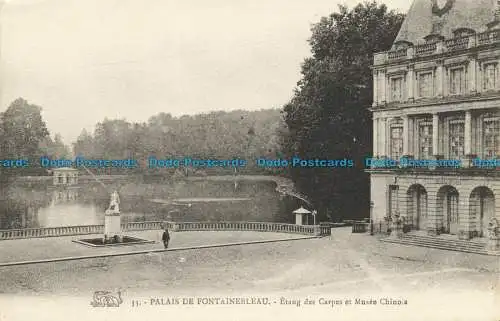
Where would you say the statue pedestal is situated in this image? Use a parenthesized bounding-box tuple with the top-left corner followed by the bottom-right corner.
(104, 210, 122, 241)
(389, 220, 403, 239)
(487, 235, 500, 253)
(486, 218, 500, 254)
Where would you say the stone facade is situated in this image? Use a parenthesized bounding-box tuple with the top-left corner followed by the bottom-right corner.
(369, 0, 500, 240)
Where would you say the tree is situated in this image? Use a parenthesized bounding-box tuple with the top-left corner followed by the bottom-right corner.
(281, 1, 404, 221)
(39, 133, 71, 159)
(73, 129, 95, 158)
(0, 98, 50, 175)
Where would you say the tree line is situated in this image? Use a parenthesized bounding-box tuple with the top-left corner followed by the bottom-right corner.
(72, 109, 285, 175)
(0, 98, 285, 177)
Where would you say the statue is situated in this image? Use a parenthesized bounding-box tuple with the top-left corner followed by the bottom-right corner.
(390, 211, 403, 239)
(487, 217, 499, 239)
(487, 217, 500, 253)
(105, 190, 120, 215)
(104, 191, 122, 243)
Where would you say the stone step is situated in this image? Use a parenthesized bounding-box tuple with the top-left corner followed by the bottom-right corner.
(388, 238, 484, 251)
(402, 235, 486, 249)
(404, 234, 486, 244)
(381, 237, 499, 256)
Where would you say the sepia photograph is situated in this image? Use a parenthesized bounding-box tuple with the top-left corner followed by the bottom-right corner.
(0, 0, 498, 320)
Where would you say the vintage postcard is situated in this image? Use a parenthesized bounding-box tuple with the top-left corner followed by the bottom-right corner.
(0, 0, 498, 320)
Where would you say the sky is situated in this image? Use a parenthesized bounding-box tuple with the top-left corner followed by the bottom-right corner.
(0, 0, 411, 144)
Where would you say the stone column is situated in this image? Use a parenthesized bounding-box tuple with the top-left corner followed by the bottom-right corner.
(380, 71, 386, 103)
(458, 197, 472, 240)
(407, 117, 414, 156)
(469, 55, 477, 94)
(373, 71, 378, 107)
(432, 113, 440, 157)
(464, 110, 472, 154)
(373, 117, 379, 157)
(464, 110, 473, 167)
(379, 118, 387, 157)
(402, 115, 410, 156)
(407, 65, 414, 101)
(426, 187, 441, 236)
(436, 61, 444, 97)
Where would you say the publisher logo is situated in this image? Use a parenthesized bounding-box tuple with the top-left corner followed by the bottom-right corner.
(90, 290, 123, 307)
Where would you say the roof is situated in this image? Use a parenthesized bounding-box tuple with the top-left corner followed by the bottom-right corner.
(393, 0, 497, 47)
(52, 167, 78, 172)
(293, 206, 312, 214)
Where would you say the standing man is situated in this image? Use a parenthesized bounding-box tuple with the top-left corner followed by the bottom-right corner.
(162, 227, 170, 249)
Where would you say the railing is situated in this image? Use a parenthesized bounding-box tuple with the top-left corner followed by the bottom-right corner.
(125, 221, 163, 231)
(478, 30, 500, 45)
(387, 48, 407, 60)
(166, 221, 326, 236)
(375, 32, 500, 66)
(415, 43, 437, 56)
(0, 225, 104, 239)
(352, 221, 369, 233)
(444, 37, 469, 51)
(370, 217, 412, 235)
(0, 221, 331, 240)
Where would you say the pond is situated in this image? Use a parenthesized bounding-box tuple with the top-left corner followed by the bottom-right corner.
(0, 179, 300, 229)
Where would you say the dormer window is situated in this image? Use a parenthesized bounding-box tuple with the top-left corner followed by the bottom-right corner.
(393, 40, 413, 50)
(452, 28, 475, 38)
(424, 34, 444, 44)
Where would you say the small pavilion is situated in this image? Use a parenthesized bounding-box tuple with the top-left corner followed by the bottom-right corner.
(53, 167, 79, 186)
(293, 206, 312, 225)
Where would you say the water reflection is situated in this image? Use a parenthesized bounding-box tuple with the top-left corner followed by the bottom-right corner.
(0, 181, 298, 230)
(38, 189, 102, 227)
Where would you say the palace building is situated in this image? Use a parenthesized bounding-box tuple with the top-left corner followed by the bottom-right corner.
(370, 0, 499, 240)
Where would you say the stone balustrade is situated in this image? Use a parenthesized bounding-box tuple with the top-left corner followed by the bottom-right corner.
(444, 36, 469, 51)
(0, 221, 331, 240)
(415, 42, 437, 56)
(380, 30, 500, 65)
(387, 48, 407, 60)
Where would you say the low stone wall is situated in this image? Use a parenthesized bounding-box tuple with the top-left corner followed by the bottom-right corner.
(0, 221, 331, 240)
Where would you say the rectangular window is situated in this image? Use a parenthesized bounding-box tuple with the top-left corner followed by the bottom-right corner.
(418, 122, 433, 158)
(390, 126, 403, 159)
(418, 72, 433, 97)
(483, 117, 500, 158)
(449, 67, 465, 94)
(483, 63, 497, 91)
(449, 120, 465, 158)
(390, 77, 403, 102)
